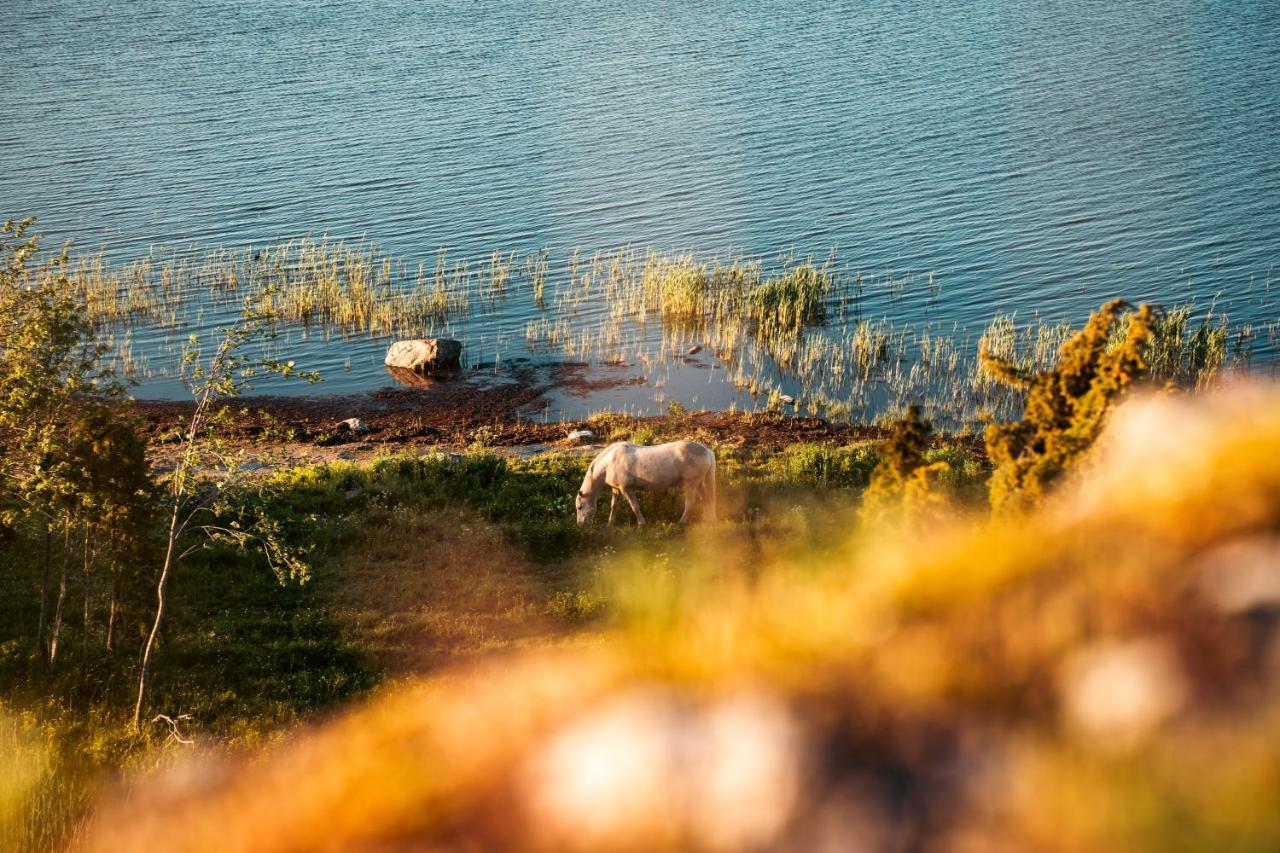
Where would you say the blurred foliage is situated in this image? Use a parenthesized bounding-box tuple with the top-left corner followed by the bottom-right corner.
(4, 432, 992, 849)
(71, 385, 1280, 853)
(860, 403, 951, 522)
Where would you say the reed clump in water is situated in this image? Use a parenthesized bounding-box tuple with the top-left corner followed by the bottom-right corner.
(595, 249, 836, 354)
(60, 239, 488, 337)
(1142, 304, 1247, 388)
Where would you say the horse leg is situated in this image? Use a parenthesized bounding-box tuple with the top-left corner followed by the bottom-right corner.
(621, 488, 646, 526)
(608, 490, 619, 525)
(679, 482, 693, 524)
(692, 468, 715, 523)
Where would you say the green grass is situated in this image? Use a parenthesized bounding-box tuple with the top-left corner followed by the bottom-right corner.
(52, 387, 1280, 852)
(0, 438, 989, 849)
(0, 438, 988, 850)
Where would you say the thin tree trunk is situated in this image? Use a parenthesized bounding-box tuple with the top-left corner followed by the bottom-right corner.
(106, 567, 118, 654)
(134, 501, 181, 729)
(36, 520, 52, 654)
(134, 338, 224, 730)
(48, 524, 72, 664)
(82, 526, 91, 654)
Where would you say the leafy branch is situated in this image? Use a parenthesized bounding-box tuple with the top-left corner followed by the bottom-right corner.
(133, 289, 319, 730)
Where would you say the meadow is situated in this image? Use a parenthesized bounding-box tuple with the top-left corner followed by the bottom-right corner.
(10, 387, 1280, 852)
(0, 434, 987, 851)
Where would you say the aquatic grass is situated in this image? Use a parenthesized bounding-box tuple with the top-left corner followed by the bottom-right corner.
(58, 239, 486, 337)
(744, 262, 829, 339)
(47, 237, 1277, 428)
(524, 249, 550, 307)
(1143, 304, 1232, 388)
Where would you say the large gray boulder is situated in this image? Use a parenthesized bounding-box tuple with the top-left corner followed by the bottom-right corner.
(384, 338, 462, 373)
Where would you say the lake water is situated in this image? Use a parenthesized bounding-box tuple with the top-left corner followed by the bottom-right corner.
(4, 0, 1279, 416)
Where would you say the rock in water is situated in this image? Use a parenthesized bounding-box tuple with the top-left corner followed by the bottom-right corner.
(385, 339, 463, 373)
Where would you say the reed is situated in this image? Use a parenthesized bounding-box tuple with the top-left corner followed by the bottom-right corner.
(57, 239, 490, 337)
(51, 237, 1271, 427)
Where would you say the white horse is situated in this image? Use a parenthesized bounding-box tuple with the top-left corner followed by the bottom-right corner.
(575, 440, 717, 526)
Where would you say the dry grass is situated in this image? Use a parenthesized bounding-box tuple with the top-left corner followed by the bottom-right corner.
(326, 506, 552, 676)
(60, 240, 480, 335)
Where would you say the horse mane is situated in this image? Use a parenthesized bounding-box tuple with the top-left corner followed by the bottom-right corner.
(581, 443, 620, 494)
(580, 454, 599, 495)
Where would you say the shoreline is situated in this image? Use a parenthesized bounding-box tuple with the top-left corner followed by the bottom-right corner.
(131, 390, 898, 456)
(129, 361, 882, 449)
(127, 362, 989, 475)
(129, 383, 983, 473)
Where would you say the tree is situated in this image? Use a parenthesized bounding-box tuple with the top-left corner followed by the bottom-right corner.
(0, 218, 318, 727)
(133, 294, 318, 729)
(59, 404, 154, 656)
(0, 217, 127, 659)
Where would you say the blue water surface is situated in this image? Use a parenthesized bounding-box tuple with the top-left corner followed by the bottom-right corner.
(3, 0, 1278, 406)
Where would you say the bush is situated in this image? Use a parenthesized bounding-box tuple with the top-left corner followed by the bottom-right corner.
(982, 299, 1154, 511)
(780, 443, 877, 488)
(860, 405, 950, 521)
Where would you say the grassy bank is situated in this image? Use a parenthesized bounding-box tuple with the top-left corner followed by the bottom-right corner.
(66, 385, 1280, 853)
(0, 435, 988, 850)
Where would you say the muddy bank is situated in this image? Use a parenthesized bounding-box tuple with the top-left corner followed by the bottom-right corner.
(131, 363, 981, 460)
(132, 393, 885, 452)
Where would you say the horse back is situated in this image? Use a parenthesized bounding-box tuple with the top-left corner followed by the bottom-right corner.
(652, 440, 715, 479)
(598, 440, 712, 489)
(666, 439, 715, 465)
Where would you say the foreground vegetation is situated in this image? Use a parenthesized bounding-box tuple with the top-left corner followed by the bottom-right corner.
(75, 384, 1280, 853)
(0, 437, 987, 849)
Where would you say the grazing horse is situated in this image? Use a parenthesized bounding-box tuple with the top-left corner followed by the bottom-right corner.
(575, 440, 717, 526)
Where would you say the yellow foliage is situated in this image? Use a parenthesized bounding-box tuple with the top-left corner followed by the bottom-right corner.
(861, 404, 951, 524)
(983, 299, 1155, 511)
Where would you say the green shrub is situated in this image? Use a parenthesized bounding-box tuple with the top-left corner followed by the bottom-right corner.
(860, 405, 950, 521)
(630, 426, 657, 446)
(779, 443, 877, 488)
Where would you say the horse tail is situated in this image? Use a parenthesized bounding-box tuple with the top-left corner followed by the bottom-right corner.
(703, 455, 717, 523)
